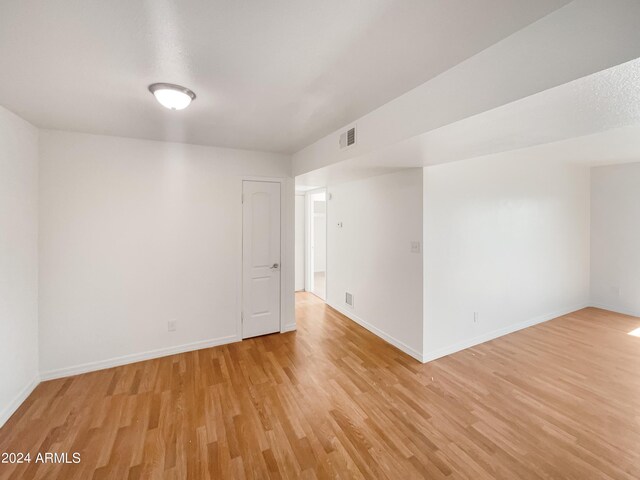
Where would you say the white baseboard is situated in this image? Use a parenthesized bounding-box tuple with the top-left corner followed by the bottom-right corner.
(0, 375, 40, 429)
(422, 303, 590, 363)
(281, 323, 297, 333)
(40, 334, 240, 381)
(589, 303, 640, 318)
(327, 302, 424, 362)
(5, 303, 629, 428)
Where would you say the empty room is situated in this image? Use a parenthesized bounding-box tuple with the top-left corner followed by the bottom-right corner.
(2, 1, 640, 478)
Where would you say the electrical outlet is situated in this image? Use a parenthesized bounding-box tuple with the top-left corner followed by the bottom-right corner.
(168, 320, 177, 332)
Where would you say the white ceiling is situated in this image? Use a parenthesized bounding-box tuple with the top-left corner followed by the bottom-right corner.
(296, 125, 640, 188)
(0, 0, 570, 153)
(296, 57, 640, 186)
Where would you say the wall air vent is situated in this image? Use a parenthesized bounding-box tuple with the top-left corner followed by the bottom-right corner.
(339, 126, 357, 149)
(345, 292, 354, 307)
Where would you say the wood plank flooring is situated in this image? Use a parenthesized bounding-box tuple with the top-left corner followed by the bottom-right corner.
(1, 293, 640, 479)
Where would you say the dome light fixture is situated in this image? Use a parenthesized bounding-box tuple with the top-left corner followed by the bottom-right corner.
(148, 83, 196, 110)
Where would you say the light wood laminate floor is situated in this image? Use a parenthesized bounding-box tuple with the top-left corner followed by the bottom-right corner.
(1, 293, 639, 479)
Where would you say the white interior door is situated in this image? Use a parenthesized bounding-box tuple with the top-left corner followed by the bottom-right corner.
(242, 180, 281, 339)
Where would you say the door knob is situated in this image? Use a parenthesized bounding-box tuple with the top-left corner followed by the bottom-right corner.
(270, 263, 279, 269)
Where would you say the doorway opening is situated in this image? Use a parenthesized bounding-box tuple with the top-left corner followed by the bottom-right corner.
(307, 190, 327, 300)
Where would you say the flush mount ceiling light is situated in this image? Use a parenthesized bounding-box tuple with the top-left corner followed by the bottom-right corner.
(148, 83, 196, 110)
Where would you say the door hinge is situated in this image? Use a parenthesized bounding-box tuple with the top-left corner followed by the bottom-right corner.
(241, 193, 244, 203)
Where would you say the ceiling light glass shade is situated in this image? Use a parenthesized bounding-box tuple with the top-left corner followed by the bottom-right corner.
(148, 83, 196, 110)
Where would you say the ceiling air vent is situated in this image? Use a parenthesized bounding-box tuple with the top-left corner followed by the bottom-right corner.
(339, 126, 357, 149)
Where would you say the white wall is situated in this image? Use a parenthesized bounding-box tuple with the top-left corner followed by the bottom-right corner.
(0, 106, 39, 427)
(327, 169, 423, 360)
(423, 152, 591, 361)
(591, 162, 640, 316)
(294, 194, 305, 291)
(38, 130, 294, 378)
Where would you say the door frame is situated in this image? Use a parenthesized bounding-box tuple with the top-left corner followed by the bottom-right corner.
(305, 187, 328, 301)
(240, 176, 287, 339)
(294, 193, 306, 292)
